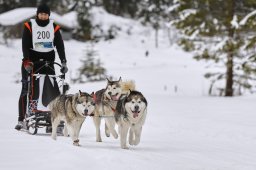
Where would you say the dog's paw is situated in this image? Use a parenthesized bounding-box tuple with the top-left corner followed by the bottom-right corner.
(133, 140, 140, 146)
(105, 131, 110, 137)
(73, 139, 80, 146)
(113, 133, 118, 139)
(96, 138, 102, 142)
(63, 130, 69, 137)
(64, 134, 69, 137)
(129, 140, 135, 146)
(121, 145, 129, 149)
(51, 135, 57, 140)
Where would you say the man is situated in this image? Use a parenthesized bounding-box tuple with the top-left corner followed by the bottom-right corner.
(15, 4, 68, 130)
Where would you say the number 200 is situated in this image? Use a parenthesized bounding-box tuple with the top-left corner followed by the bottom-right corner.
(37, 31, 50, 39)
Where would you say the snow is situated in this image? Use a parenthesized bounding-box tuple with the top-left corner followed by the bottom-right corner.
(50, 13, 74, 29)
(180, 9, 197, 20)
(231, 15, 239, 29)
(0, 7, 74, 29)
(239, 9, 256, 26)
(167, 4, 180, 12)
(62, 11, 78, 28)
(0, 8, 36, 26)
(0, 7, 256, 170)
(89, 7, 143, 35)
(213, 37, 229, 51)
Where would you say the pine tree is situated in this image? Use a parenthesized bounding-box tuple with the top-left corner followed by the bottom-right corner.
(75, 0, 93, 40)
(76, 43, 106, 83)
(173, 0, 256, 96)
(138, 0, 173, 48)
(101, 0, 141, 18)
(0, 0, 22, 13)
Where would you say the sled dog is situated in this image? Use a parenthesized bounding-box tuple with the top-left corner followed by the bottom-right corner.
(115, 90, 147, 149)
(93, 77, 135, 142)
(49, 90, 95, 146)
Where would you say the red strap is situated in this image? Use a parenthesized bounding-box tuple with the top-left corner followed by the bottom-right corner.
(93, 93, 97, 102)
(111, 107, 116, 112)
(24, 22, 32, 33)
(23, 59, 31, 67)
(54, 25, 60, 33)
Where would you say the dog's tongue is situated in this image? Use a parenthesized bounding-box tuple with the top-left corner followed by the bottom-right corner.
(111, 95, 118, 100)
(133, 112, 139, 118)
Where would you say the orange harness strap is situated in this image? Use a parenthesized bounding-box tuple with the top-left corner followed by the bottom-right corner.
(24, 22, 32, 33)
(54, 25, 60, 33)
(25, 22, 60, 33)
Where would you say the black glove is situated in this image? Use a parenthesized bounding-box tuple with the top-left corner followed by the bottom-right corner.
(60, 62, 68, 73)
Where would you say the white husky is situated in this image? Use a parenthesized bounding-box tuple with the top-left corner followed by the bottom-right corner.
(115, 90, 147, 149)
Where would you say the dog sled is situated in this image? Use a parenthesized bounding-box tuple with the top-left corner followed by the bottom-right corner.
(25, 60, 69, 135)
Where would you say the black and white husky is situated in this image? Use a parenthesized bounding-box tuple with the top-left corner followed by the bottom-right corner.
(115, 90, 147, 149)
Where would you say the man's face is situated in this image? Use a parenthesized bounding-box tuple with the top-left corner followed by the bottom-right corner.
(38, 13, 49, 20)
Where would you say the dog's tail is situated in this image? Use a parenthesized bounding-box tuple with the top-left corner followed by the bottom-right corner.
(121, 80, 136, 95)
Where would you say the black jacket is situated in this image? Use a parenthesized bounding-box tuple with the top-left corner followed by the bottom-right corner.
(22, 20, 67, 63)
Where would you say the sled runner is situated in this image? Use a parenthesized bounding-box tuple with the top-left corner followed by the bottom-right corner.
(25, 60, 69, 135)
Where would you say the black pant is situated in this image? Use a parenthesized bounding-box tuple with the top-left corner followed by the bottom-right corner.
(18, 50, 56, 121)
(18, 65, 28, 121)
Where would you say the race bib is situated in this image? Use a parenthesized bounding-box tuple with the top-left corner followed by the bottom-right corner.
(31, 19, 54, 52)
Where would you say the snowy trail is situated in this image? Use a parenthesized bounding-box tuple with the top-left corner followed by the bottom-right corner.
(0, 34, 256, 170)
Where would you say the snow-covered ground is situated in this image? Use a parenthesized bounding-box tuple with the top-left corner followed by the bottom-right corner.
(0, 10, 256, 170)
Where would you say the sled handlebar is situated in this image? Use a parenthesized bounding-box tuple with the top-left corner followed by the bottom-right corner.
(32, 60, 62, 68)
(30, 60, 65, 79)
(32, 74, 62, 78)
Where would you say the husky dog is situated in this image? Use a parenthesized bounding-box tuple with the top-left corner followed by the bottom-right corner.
(115, 90, 147, 149)
(49, 90, 95, 146)
(93, 77, 135, 142)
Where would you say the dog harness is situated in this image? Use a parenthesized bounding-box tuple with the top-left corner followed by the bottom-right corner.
(101, 95, 116, 113)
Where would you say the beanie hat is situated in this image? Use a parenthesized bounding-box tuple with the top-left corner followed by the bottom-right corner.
(37, 4, 50, 16)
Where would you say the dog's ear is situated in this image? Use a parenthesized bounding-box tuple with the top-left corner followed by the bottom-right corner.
(106, 78, 111, 83)
(126, 89, 132, 95)
(91, 92, 94, 96)
(79, 90, 82, 96)
(91, 92, 96, 102)
(90, 92, 95, 98)
(143, 96, 148, 106)
(118, 77, 122, 82)
(91, 92, 97, 102)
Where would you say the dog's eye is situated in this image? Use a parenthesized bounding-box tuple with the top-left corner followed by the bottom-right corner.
(113, 87, 116, 89)
(132, 101, 135, 104)
(91, 102, 95, 106)
(138, 101, 141, 104)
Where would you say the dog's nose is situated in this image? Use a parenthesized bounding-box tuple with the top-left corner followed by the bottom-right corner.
(135, 105, 139, 111)
(108, 92, 112, 96)
(84, 109, 88, 114)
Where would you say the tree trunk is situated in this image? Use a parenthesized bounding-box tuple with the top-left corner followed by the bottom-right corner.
(167, 27, 172, 46)
(155, 27, 158, 48)
(225, 0, 235, 96)
(225, 51, 233, 96)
